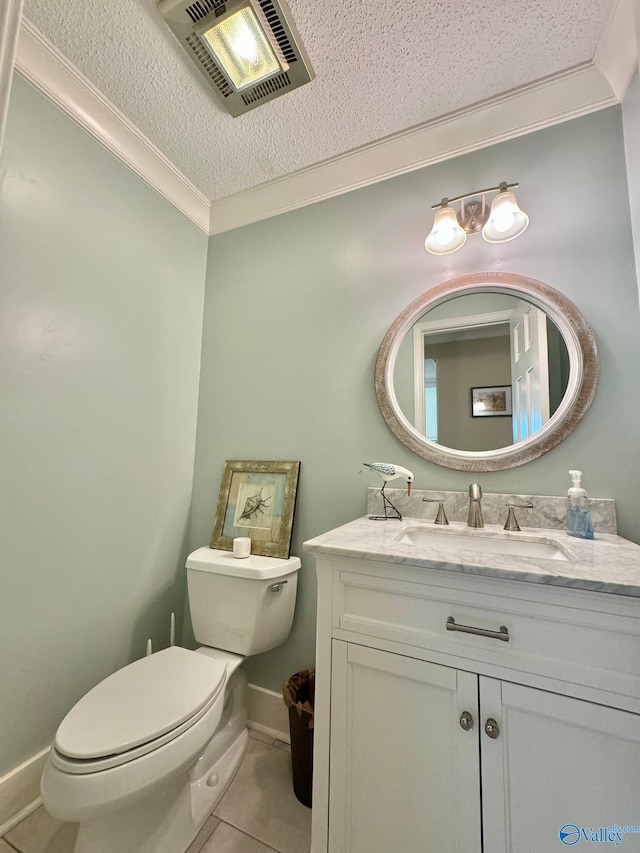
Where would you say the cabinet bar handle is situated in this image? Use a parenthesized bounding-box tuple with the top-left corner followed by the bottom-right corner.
(446, 616, 509, 642)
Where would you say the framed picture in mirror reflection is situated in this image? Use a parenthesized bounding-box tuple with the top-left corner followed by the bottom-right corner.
(471, 385, 513, 418)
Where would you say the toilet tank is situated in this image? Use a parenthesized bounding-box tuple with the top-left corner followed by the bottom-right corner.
(186, 548, 300, 656)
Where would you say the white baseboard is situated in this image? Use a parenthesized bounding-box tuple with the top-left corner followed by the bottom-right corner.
(247, 683, 290, 743)
(0, 747, 48, 835)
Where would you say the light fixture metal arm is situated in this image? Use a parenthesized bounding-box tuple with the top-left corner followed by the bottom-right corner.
(430, 181, 519, 210)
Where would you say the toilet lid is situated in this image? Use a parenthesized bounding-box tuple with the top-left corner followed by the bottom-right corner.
(54, 647, 227, 760)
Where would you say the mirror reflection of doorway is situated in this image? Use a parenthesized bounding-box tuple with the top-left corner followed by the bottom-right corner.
(422, 321, 512, 451)
(511, 301, 548, 443)
(424, 358, 438, 442)
(412, 297, 569, 452)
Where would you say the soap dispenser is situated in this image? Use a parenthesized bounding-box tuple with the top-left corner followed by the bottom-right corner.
(566, 470, 594, 540)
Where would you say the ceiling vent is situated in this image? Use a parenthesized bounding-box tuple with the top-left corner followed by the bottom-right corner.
(158, 0, 315, 117)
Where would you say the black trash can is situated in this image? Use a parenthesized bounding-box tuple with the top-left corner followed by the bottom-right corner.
(283, 669, 314, 807)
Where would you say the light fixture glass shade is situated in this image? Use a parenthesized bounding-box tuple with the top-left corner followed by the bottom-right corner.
(201, 3, 285, 91)
(425, 206, 467, 255)
(482, 191, 529, 243)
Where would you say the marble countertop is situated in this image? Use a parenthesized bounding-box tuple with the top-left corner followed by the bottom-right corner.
(303, 517, 640, 597)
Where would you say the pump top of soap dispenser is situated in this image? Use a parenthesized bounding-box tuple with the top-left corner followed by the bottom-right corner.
(568, 470, 587, 505)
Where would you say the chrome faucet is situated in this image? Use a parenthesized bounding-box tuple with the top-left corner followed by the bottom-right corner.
(467, 483, 484, 528)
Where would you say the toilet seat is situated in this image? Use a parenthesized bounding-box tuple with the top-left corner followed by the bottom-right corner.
(52, 647, 227, 775)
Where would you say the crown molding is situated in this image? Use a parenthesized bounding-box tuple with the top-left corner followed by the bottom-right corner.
(10, 7, 636, 239)
(0, 0, 23, 153)
(14, 18, 210, 234)
(595, 0, 638, 99)
(210, 0, 637, 235)
(209, 62, 621, 235)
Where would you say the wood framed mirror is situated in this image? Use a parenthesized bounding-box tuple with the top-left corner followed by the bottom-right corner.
(375, 272, 599, 472)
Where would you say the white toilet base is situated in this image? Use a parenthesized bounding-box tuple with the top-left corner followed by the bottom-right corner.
(73, 728, 248, 853)
(44, 663, 249, 853)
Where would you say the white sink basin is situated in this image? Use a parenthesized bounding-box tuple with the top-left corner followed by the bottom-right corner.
(395, 526, 571, 561)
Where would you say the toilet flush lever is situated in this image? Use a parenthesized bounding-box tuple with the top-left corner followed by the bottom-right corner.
(268, 580, 288, 592)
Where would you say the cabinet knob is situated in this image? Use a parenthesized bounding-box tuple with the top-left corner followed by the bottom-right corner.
(459, 711, 474, 731)
(484, 718, 500, 739)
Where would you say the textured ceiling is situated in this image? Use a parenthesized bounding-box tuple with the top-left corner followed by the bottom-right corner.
(23, 0, 613, 202)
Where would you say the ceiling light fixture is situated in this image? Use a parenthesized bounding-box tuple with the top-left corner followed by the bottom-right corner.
(425, 182, 529, 255)
(199, 0, 287, 91)
(159, 0, 315, 117)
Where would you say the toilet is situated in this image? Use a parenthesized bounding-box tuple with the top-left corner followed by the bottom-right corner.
(41, 547, 300, 853)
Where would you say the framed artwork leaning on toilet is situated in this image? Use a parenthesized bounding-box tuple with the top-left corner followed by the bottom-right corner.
(210, 460, 301, 559)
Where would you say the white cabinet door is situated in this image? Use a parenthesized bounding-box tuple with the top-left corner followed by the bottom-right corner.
(328, 641, 482, 853)
(481, 678, 640, 853)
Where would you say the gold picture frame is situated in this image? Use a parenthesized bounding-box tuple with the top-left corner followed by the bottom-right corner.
(210, 460, 301, 558)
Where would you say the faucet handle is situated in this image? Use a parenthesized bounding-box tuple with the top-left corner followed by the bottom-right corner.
(422, 498, 449, 525)
(504, 501, 534, 532)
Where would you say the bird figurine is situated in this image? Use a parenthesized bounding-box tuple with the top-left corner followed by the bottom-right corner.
(362, 462, 414, 521)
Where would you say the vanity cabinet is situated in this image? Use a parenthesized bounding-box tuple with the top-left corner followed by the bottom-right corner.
(328, 643, 481, 853)
(309, 552, 640, 853)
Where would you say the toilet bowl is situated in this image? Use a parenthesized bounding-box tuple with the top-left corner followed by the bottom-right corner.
(41, 549, 300, 853)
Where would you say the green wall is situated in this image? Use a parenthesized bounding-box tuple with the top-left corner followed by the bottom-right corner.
(190, 106, 640, 693)
(0, 77, 208, 775)
(1, 73, 639, 776)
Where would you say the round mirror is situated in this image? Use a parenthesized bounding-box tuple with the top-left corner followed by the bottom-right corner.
(375, 272, 599, 471)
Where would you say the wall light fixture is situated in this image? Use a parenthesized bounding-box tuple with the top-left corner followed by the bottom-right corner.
(425, 181, 529, 255)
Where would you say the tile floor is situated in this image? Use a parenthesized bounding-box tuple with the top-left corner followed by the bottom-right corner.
(1, 731, 311, 853)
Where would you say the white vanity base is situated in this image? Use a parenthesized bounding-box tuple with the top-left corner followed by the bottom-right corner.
(306, 519, 640, 853)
